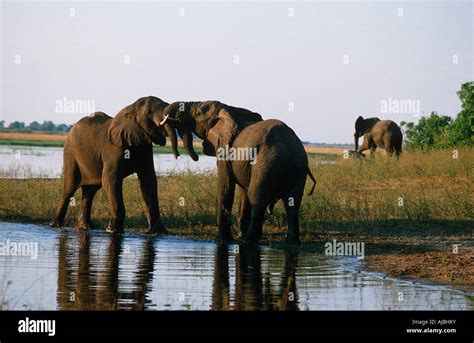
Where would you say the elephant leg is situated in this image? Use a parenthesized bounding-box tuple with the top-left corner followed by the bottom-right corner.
(242, 205, 266, 244)
(395, 147, 402, 159)
(103, 171, 125, 234)
(237, 186, 250, 237)
(242, 175, 271, 244)
(137, 165, 167, 235)
(384, 135, 395, 157)
(368, 138, 377, 157)
(216, 162, 236, 243)
(370, 146, 377, 157)
(283, 181, 305, 245)
(77, 185, 100, 230)
(356, 135, 369, 154)
(51, 156, 80, 228)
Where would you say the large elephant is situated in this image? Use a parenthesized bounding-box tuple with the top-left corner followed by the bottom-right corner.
(354, 116, 403, 157)
(51, 96, 178, 234)
(160, 101, 316, 244)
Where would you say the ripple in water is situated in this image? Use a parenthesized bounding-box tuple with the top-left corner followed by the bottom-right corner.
(0, 222, 472, 310)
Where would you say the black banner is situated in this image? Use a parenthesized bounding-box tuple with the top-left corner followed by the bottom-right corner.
(0, 311, 472, 339)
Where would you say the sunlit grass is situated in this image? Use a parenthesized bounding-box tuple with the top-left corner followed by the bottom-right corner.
(0, 148, 472, 242)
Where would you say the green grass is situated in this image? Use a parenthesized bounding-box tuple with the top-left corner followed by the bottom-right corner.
(0, 148, 472, 244)
(0, 139, 65, 147)
(0, 138, 206, 155)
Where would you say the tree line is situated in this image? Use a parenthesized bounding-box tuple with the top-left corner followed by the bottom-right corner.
(0, 120, 72, 133)
(0, 82, 472, 148)
(401, 82, 473, 150)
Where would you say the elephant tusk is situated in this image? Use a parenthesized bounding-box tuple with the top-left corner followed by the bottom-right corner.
(159, 114, 169, 126)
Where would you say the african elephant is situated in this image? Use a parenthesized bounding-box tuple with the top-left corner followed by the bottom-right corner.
(51, 96, 178, 234)
(354, 116, 403, 157)
(160, 101, 316, 244)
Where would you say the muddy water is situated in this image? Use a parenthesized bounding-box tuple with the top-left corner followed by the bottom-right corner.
(0, 222, 472, 310)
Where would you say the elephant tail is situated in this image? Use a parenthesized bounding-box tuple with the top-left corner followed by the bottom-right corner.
(307, 167, 316, 195)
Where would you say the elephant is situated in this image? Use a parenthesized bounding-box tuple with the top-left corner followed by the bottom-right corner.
(51, 96, 179, 234)
(354, 116, 403, 157)
(160, 101, 317, 244)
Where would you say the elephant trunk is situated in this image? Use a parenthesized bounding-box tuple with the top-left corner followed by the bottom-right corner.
(164, 123, 180, 159)
(180, 131, 199, 161)
(354, 133, 359, 151)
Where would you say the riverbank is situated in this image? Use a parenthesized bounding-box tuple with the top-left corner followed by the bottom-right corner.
(0, 148, 472, 289)
(0, 131, 205, 155)
(0, 131, 345, 157)
(364, 247, 474, 291)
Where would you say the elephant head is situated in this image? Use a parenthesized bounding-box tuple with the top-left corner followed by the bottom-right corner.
(354, 116, 380, 151)
(354, 116, 365, 151)
(108, 96, 180, 158)
(161, 101, 263, 162)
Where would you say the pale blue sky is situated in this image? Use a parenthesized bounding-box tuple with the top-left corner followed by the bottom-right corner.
(1, 1, 472, 143)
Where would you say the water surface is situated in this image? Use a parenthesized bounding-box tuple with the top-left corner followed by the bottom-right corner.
(0, 145, 216, 178)
(0, 222, 472, 310)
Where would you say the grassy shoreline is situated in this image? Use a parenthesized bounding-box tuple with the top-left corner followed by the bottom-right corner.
(0, 146, 473, 289)
(0, 137, 205, 155)
(0, 132, 344, 158)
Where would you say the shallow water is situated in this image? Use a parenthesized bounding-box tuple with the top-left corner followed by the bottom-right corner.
(0, 145, 216, 178)
(0, 222, 472, 310)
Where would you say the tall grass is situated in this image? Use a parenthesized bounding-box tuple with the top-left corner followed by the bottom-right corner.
(0, 148, 472, 240)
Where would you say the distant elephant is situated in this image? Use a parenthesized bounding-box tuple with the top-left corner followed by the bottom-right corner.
(354, 116, 403, 157)
(51, 96, 178, 234)
(160, 101, 316, 244)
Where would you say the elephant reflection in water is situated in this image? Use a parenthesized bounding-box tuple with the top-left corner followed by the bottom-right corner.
(56, 232, 155, 310)
(212, 245, 299, 311)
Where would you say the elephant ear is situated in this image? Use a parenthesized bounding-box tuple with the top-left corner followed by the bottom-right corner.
(226, 105, 263, 123)
(206, 108, 239, 153)
(108, 98, 154, 146)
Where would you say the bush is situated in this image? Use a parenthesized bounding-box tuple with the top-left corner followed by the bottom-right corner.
(401, 82, 473, 149)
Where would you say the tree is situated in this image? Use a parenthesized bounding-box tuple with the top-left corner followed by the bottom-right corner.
(400, 81, 473, 149)
(28, 121, 41, 130)
(448, 81, 473, 146)
(8, 121, 25, 130)
(0, 121, 4, 129)
(55, 123, 70, 132)
(401, 112, 452, 150)
(39, 121, 56, 132)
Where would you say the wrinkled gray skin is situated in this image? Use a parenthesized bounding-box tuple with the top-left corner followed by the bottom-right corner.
(51, 96, 178, 234)
(161, 101, 316, 244)
(354, 116, 403, 157)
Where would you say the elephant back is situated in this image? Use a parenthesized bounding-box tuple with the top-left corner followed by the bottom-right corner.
(74, 112, 112, 126)
(66, 112, 113, 149)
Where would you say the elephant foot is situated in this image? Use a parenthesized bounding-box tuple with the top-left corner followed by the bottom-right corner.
(215, 233, 234, 245)
(285, 236, 301, 246)
(106, 226, 123, 235)
(106, 222, 123, 235)
(148, 219, 168, 235)
(77, 221, 95, 230)
(106, 218, 124, 235)
(240, 233, 261, 246)
(50, 218, 64, 228)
